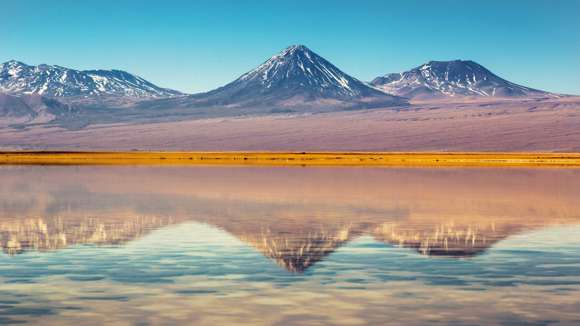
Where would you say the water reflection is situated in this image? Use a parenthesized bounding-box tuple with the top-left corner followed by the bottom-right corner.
(1, 166, 580, 324)
(1, 167, 580, 269)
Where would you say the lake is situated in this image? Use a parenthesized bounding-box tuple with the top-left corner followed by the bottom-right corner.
(1, 166, 580, 325)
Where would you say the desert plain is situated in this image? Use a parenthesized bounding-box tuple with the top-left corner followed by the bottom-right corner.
(1, 97, 579, 153)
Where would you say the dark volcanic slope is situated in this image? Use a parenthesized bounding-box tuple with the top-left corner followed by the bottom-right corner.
(143, 45, 406, 112)
(0, 93, 75, 124)
(0, 60, 182, 98)
(371, 60, 551, 99)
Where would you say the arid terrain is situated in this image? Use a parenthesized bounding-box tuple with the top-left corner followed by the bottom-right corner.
(1, 97, 578, 152)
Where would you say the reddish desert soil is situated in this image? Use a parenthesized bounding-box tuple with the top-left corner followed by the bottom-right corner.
(1, 97, 579, 152)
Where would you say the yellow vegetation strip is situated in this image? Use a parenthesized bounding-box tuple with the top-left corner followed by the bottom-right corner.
(1, 152, 580, 167)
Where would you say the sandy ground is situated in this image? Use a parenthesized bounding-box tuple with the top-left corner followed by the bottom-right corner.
(1, 97, 579, 152)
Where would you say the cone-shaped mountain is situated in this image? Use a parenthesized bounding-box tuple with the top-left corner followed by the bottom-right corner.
(152, 45, 406, 112)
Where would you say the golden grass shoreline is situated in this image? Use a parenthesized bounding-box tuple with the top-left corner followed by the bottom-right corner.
(1, 151, 580, 167)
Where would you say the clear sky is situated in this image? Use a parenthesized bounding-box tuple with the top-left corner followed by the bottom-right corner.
(2, 0, 579, 94)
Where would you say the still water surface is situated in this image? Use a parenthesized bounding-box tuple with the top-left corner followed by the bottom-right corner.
(1, 166, 580, 325)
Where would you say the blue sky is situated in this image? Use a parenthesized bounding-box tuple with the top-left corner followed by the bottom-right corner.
(2, 0, 579, 94)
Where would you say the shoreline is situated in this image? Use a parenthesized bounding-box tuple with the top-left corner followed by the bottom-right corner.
(1, 151, 580, 167)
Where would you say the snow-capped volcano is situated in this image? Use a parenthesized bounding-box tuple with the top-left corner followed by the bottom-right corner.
(158, 45, 405, 111)
(231, 44, 383, 99)
(0, 60, 182, 98)
(371, 60, 550, 99)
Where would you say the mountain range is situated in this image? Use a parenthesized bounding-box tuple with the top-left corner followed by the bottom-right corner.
(0, 60, 182, 99)
(0, 45, 562, 128)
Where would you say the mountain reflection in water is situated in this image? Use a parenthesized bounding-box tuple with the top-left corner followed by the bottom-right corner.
(1, 166, 579, 272)
(2, 166, 580, 325)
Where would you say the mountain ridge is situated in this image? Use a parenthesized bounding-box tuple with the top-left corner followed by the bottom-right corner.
(0, 60, 183, 99)
(371, 60, 552, 99)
